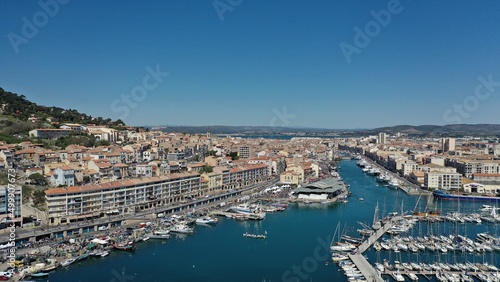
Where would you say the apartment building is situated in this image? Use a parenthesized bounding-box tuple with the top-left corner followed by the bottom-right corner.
(29, 128, 73, 139)
(229, 164, 268, 186)
(201, 172, 223, 193)
(401, 161, 419, 176)
(238, 145, 252, 159)
(45, 172, 202, 225)
(424, 171, 462, 190)
(441, 138, 456, 152)
(445, 158, 500, 178)
(0, 185, 22, 226)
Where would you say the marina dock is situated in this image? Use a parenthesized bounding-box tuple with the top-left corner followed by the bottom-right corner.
(347, 216, 400, 282)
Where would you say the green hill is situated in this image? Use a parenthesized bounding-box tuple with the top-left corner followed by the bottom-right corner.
(0, 87, 123, 125)
(0, 87, 124, 143)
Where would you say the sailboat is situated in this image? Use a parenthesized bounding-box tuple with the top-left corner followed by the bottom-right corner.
(330, 223, 357, 252)
(372, 202, 382, 230)
(481, 205, 498, 223)
(412, 194, 427, 217)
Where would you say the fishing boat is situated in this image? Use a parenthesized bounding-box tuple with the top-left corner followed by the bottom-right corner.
(113, 242, 137, 252)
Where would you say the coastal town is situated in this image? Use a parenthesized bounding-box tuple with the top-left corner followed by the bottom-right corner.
(0, 122, 500, 281)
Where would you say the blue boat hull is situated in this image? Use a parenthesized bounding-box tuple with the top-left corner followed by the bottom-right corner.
(433, 190, 500, 203)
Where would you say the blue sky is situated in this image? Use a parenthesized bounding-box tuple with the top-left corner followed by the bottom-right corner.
(1, 0, 500, 129)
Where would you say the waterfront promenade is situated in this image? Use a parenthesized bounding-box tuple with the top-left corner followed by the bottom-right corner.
(0, 178, 279, 245)
(358, 156, 431, 196)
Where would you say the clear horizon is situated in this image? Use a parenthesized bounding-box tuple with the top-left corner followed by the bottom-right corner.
(2, 1, 500, 128)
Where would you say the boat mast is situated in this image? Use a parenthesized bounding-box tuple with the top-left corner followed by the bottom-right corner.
(373, 201, 379, 226)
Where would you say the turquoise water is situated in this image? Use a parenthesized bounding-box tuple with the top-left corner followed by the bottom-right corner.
(47, 160, 498, 282)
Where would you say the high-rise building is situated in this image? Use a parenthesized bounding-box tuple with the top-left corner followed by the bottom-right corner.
(378, 132, 387, 144)
(441, 138, 456, 152)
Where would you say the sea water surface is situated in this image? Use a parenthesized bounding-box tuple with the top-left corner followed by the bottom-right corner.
(48, 160, 498, 282)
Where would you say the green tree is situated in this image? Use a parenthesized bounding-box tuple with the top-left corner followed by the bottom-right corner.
(95, 140, 111, 146)
(199, 165, 214, 174)
(22, 185, 33, 203)
(227, 152, 239, 160)
(33, 189, 46, 207)
(28, 173, 47, 186)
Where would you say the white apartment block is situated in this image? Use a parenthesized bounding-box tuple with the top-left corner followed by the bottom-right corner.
(424, 172, 462, 190)
(445, 159, 500, 178)
(401, 161, 419, 176)
(45, 172, 201, 225)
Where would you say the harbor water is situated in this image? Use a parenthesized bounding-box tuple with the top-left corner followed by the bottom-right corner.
(48, 160, 499, 282)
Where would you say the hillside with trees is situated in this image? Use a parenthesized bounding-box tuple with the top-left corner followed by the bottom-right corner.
(0, 87, 125, 144)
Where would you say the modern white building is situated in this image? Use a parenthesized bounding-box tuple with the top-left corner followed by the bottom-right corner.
(424, 171, 462, 190)
(45, 172, 202, 225)
(378, 132, 387, 144)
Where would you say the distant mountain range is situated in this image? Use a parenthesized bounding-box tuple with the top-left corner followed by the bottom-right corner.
(150, 125, 350, 135)
(152, 124, 500, 137)
(2, 87, 499, 138)
(363, 124, 500, 137)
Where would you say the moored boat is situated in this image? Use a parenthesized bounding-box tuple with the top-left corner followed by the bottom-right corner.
(195, 216, 219, 224)
(243, 232, 267, 239)
(170, 223, 194, 234)
(30, 272, 49, 278)
(113, 242, 137, 252)
(433, 189, 500, 203)
(61, 257, 77, 267)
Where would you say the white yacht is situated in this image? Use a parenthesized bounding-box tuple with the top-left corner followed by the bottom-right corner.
(150, 229, 170, 239)
(388, 179, 399, 189)
(195, 216, 218, 224)
(170, 224, 194, 234)
(229, 203, 253, 215)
